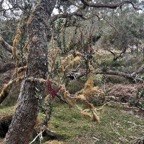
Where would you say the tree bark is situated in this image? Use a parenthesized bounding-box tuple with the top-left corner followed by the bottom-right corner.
(4, 0, 56, 143)
(0, 35, 13, 53)
(81, 0, 140, 10)
(0, 63, 15, 73)
(94, 70, 143, 82)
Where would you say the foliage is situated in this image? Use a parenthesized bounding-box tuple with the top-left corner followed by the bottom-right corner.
(101, 8, 144, 57)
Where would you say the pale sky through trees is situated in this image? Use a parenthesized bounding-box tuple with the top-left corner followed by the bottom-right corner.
(1, 0, 144, 19)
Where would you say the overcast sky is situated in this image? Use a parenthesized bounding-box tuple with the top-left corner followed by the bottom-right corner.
(1, 0, 144, 18)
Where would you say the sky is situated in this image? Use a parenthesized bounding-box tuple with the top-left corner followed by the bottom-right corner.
(1, 0, 144, 18)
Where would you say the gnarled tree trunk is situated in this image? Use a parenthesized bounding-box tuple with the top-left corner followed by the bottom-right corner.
(4, 0, 56, 143)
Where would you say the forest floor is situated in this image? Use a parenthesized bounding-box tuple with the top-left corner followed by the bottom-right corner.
(0, 101, 144, 144)
(0, 52, 144, 144)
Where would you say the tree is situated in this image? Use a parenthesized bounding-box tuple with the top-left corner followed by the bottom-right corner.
(101, 6, 144, 61)
(4, 0, 56, 143)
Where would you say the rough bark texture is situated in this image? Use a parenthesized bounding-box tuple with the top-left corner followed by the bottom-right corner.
(0, 63, 15, 73)
(94, 70, 143, 82)
(4, 0, 56, 143)
(81, 0, 140, 10)
(0, 35, 13, 53)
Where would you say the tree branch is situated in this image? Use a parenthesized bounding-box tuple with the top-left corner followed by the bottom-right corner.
(50, 5, 86, 24)
(107, 47, 127, 61)
(0, 35, 13, 53)
(67, 68, 144, 82)
(0, 63, 15, 73)
(94, 70, 143, 82)
(80, 0, 141, 10)
(131, 64, 144, 76)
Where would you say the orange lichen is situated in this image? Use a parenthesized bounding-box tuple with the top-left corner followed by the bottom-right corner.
(13, 16, 24, 59)
(32, 36, 38, 43)
(0, 76, 24, 102)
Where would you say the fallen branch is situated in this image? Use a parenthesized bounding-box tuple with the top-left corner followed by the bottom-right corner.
(94, 70, 134, 80)
(132, 63, 144, 76)
(95, 70, 144, 82)
(66, 68, 144, 82)
(81, 0, 141, 10)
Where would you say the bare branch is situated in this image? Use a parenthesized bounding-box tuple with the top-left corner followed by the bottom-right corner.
(67, 68, 143, 82)
(94, 70, 143, 82)
(102, 16, 119, 33)
(80, 0, 141, 10)
(106, 47, 126, 61)
(50, 5, 86, 24)
(0, 34, 13, 53)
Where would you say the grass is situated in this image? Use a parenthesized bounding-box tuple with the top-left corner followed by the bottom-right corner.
(1, 102, 143, 144)
(0, 88, 144, 143)
(0, 106, 14, 117)
(47, 102, 144, 144)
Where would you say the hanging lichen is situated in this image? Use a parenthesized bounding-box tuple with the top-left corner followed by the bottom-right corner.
(13, 16, 24, 60)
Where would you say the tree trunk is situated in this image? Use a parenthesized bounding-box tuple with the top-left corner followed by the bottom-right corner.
(4, 0, 56, 143)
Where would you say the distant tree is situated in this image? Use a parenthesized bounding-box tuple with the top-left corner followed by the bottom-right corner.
(101, 5, 144, 60)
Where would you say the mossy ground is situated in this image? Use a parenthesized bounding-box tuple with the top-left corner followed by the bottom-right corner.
(0, 102, 144, 144)
(47, 102, 144, 144)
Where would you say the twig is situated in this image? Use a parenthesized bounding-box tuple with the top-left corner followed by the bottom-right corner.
(29, 130, 43, 144)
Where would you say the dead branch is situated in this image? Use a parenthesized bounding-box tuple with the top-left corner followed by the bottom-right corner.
(50, 5, 86, 24)
(94, 70, 143, 82)
(107, 47, 127, 61)
(66, 68, 143, 82)
(80, 0, 141, 10)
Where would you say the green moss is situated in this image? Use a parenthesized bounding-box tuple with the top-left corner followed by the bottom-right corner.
(0, 106, 14, 116)
(0, 101, 144, 144)
(47, 102, 144, 144)
(66, 80, 85, 94)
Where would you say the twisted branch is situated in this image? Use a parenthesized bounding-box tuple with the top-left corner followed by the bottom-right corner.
(81, 0, 141, 10)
